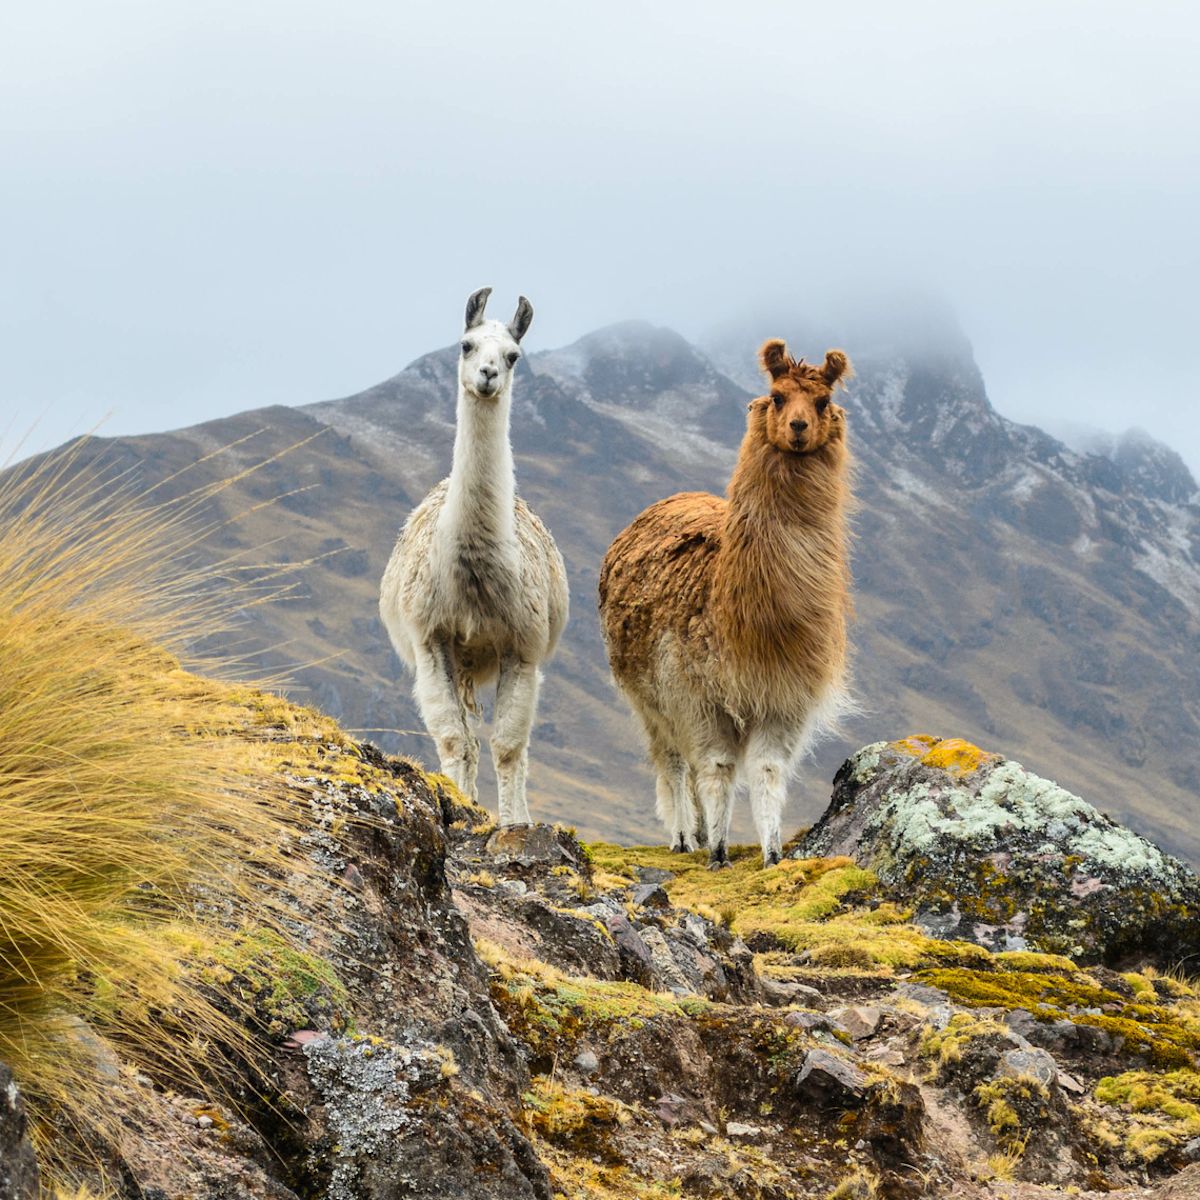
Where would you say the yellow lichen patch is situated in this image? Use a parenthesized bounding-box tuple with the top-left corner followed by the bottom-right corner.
(985, 1137, 1028, 1181)
(825, 1166, 881, 1199)
(524, 1076, 631, 1147)
(888, 734, 998, 777)
(434, 1044, 460, 1079)
(920, 1012, 1009, 1070)
(536, 1151, 681, 1200)
(1123, 972, 1157, 1000)
(1094, 1069, 1200, 1162)
(888, 733, 940, 757)
(974, 1075, 1048, 1146)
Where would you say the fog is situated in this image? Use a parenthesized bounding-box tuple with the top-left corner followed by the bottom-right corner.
(2, 1, 1198, 472)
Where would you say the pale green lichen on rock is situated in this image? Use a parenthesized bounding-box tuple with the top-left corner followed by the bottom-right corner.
(802, 734, 1200, 965)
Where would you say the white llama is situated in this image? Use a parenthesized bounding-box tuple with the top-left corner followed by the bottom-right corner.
(380, 288, 569, 825)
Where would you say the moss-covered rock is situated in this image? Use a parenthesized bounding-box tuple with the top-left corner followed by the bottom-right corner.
(799, 735, 1200, 965)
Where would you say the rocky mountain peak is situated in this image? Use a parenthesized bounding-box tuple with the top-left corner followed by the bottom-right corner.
(534, 320, 743, 407)
(1110, 428, 1198, 506)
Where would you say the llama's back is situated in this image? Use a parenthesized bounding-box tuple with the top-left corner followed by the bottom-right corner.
(598, 492, 725, 695)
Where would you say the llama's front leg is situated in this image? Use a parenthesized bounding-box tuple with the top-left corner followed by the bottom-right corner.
(412, 638, 476, 800)
(492, 656, 540, 826)
(694, 752, 736, 870)
(745, 725, 798, 867)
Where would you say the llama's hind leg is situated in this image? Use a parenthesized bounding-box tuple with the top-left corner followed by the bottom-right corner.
(653, 749, 698, 853)
(686, 765, 707, 850)
(694, 750, 737, 870)
(492, 655, 540, 826)
(412, 637, 477, 801)
(745, 724, 799, 867)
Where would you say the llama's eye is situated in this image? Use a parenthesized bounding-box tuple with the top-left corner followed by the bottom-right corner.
(816, 397, 830, 414)
(506, 351, 520, 367)
(461, 340, 473, 354)
(771, 393, 785, 409)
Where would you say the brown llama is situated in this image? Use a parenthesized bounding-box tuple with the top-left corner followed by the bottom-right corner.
(598, 340, 854, 867)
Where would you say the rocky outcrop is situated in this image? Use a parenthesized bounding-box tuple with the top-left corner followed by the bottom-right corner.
(800, 734, 1200, 964)
(0, 1062, 38, 1200)
(26, 715, 1200, 1198)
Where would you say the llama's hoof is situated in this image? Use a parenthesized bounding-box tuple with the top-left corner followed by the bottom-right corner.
(707, 858, 732, 871)
(763, 850, 782, 868)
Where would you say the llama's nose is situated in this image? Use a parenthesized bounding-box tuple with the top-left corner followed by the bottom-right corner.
(480, 364, 498, 382)
(790, 419, 808, 433)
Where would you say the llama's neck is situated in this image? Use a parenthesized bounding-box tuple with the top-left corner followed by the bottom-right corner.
(716, 433, 850, 656)
(441, 385, 517, 546)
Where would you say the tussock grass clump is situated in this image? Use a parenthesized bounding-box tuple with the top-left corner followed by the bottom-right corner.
(0, 441, 326, 1183)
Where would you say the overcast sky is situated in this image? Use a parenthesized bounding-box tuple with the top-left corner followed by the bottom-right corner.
(3, 1, 1198, 473)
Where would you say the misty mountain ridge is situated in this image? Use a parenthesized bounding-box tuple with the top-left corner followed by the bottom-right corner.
(31, 310, 1200, 863)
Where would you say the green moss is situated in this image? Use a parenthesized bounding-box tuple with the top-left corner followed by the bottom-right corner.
(586, 842, 988, 972)
(919, 964, 1200, 1069)
(206, 928, 349, 1037)
(1093, 1069, 1200, 1161)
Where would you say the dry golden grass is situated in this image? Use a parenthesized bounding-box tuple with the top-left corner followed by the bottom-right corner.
(0, 438, 328, 1186)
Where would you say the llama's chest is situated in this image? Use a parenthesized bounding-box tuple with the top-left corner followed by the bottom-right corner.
(426, 533, 523, 642)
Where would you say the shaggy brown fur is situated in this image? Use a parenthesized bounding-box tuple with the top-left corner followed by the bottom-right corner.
(598, 341, 854, 867)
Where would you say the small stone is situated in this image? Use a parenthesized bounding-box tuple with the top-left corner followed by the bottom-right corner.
(631, 883, 670, 909)
(894, 982, 950, 1008)
(606, 913, 657, 988)
(697, 1119, 718, 1135)
(1057, 1070, 1086, 1095)
(759, 977, 824, 1008)
(783, 1010, 834, 1033)
(640, 926, 693, 995)
(654, 1092, 694, 1127)
(725, 1121, 761, 1138)
(829, 1005, 883, 1040)
(999, 1048, 1059, 1089)
(794, 1049, 869, 1106)
(484, 824, 578, 867)
(634, 866, 675, 886)
(1183, 1137, 1200, 1162)
(573, 1050, 600, 1076)
(196, 1115, 214, 1129)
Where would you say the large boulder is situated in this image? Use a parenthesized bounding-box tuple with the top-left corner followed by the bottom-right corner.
(798, 735, 1200, 964)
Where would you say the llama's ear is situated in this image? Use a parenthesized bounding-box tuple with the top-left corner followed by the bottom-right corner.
(758, 339, 792, 380)
(821, 349, 853, 388)
(508, 295, 534, 343)
(465, 286, 492, 330)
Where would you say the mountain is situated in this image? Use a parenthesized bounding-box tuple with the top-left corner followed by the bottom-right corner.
(35, 313, 1200, 859)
